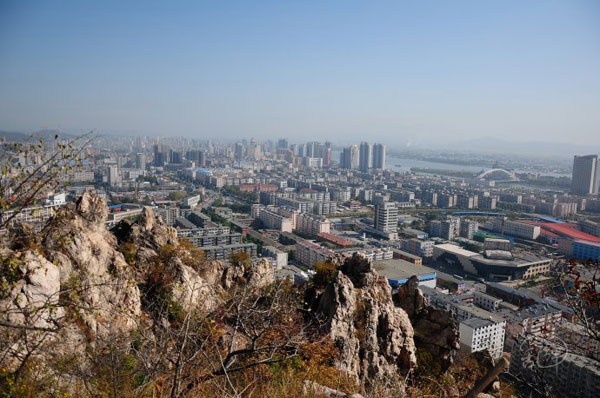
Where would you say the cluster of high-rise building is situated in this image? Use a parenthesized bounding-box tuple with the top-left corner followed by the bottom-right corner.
(340, 142, 386, 171)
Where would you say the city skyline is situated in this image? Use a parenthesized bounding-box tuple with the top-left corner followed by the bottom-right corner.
(1, 1, 599, 146)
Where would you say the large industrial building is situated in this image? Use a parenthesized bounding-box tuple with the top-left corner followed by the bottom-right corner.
(432, 240, 551, 281)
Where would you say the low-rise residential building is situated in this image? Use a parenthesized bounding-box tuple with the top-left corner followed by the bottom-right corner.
(473, 291, 502, 312)
(177, 226, 231, 237)
(296, 213, 331, 236)
(485, 218, 541, 240)
(296, 240, 334, 268)
(510, 337, 600, 398)
(199, 243, 257, 260)
(402, 238, 434, 258)
(262, 245, 288, 270)
(183, 194, 201, 208)
(258, 208, 293, 232)
(185, 233, 243, 247)
(107, 207, 144, 226)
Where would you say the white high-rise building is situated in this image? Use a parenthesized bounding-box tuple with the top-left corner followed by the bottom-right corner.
(572, 155, 600, 196)
(340, 144, 360, 169)
(135, 153, 146, 170)
(359, 142, 373, 171)
(107, 165, 121, 186)
(374, 201, 398, 234)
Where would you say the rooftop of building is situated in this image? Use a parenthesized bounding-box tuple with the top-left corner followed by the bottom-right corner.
(497, 302, 561, 322)
(573, 239, 600, 248)
(373, 259, 436, 284)
(486, 282, 574, 315)
(434, 243, 479, 257)
(529, 222, 600, 243)
(317, 232, 354, 247)
(461, 317, 498, 329)
(455, 303, 505, 323)
(472, 249, 550, 268)
(474, 291, 502, 302)
(392, 248, 422, 260)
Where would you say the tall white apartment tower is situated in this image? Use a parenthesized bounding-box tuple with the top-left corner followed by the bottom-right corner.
(374, 201, 398, 233)
(135, 153, 146, 170)
(359, 142, 373, 171)
(571, 155, 600, 196)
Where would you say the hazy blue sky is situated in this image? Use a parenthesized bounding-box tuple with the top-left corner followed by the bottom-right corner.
(1, 1, 599, 145)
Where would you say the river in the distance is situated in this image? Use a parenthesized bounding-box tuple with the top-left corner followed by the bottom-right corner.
(332, 151, 570, 178)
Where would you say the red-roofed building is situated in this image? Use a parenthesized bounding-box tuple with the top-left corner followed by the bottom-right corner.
(317, 232, 354, 247)
(543, 223, 600, 243)
(522, 221, 600, 244)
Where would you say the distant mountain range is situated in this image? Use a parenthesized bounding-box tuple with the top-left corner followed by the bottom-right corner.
(430, 137, 600, 157)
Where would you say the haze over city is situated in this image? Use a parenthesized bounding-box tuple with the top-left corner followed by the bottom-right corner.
(1, 0, 599, 150)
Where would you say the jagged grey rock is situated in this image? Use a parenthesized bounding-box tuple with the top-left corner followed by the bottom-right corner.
(394, 275, 460, 371)
(310, 253, 417, 384)
(42, 192, 142, 338)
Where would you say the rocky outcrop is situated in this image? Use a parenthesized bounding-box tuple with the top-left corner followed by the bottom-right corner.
(42, 192, 142, 338)
(394, 276, 460, 371)
(113, 205, 230, 312)
(113, 206, 178, 265)
(309, 253, 417, 385)
(113, 203, 276, 313)
(1, 193, 143, 370)
(0, 248, 64, 366)
(221, 257, 275, 290)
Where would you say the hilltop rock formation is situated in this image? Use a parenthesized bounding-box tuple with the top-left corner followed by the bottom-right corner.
(394, 275, 460, 371)
(42, 192, 142, 338)
(1, 193, 277, 372)
(1, 193, 142, 370)
(113, 205, 224, 312)
(308, 253, 417, 384)
(1, 192, 463, 396)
